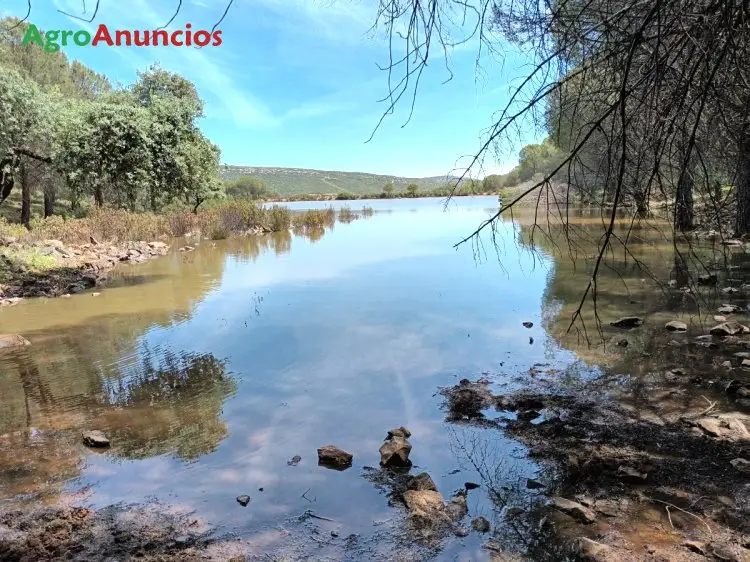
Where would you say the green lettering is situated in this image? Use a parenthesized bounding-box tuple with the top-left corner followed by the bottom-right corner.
(44, 30, 60, 53)
(21, 24, 44, 47)
(62, 30, 74, 46)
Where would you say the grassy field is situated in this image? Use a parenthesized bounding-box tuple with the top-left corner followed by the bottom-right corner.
(220, 165, 455, 196)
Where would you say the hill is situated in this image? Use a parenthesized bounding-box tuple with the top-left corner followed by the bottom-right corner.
(219, 165, 455, 196)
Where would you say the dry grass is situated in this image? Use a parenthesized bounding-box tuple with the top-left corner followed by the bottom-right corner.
(0, 201, 373, 249)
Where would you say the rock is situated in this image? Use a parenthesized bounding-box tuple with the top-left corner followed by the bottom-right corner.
(92, 292, 101, 297)
(682, 540, 707, 555)
(610, 316, 643, 329)
(572, 538, 615, 562)
(695, 418, 723, 437)
(454, 527, 469, 537)
(665, 320, 688, 331)
(505, 507, 523, 519)
(148, 241, 168, 250)
(711, 543, 743, 561)
(743, 359, 750, 369)
(287, 455, 302, 466)
(516, 409, 541, 422)
(443, 379, 493, 419)
(723, 287, 740, 294)
(387, 426, 411, 439)
(465, 482, 480, 490)
(617, 339, 629, 347)
(698, 273, 717, 285)
(236, 495, 250, 507)
(710, 322, 748, 336)
(722, 361, 733, 369)
(317, 445, 353, 469)
(445, 494, 468, 521)
(715, 315, 728, 322)
(403, 489, 445, 518)
(0, 334, 31, 349)
(522, 321, 533, 328)
(43, 239, 64, 249)
(617, 465, 647, 481)
(549, 497, 596, 523)
(379, 435, 412, 468)
(718, 304, 743, 314)
(89, 235, 100, 245)
(178, 246, 195, 252)
(730, 458, 750, 474)
(471, 516, 490, 533)
(526, 478, 545, 489)
(82, 430, 110, 447)
(407, 473, 437, 492)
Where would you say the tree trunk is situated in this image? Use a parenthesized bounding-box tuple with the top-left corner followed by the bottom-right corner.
(735, 129, 750, 235)
(21, 163, 31, 228)
(192, 197, 204, 214)
(43, 184, 55, 218)
(94, 183, 103, 207)
(675, 168, 694, 232)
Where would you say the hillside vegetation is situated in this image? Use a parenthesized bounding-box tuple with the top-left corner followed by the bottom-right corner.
(220, 165, 457, 197)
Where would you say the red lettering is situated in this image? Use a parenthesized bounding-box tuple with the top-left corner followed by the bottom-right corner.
(170, 30, 183, 46)
(115, 30, 132, 46)
(194, 30, 211, 47)
(133, 31, 150, 46)
(91, 24, 114, 46)
(152, 30, 169, 46)
(211, 30, 222, 46)
(185, 23, 193, 46)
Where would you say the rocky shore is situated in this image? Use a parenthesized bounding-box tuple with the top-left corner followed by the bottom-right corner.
(0, 237, 170, 304)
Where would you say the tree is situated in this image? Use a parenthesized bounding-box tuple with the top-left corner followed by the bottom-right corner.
(383, 182, 395, 197)
(406, 182, 419, 197)
(226, 176, 268, 199)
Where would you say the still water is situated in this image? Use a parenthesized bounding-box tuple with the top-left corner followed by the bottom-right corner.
(0, 196, 689, 559)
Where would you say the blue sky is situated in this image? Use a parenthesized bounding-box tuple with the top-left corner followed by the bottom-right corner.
(2, 0, 540, 177)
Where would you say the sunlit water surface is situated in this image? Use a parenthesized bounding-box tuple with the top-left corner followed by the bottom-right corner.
(0, 196, 611, 559)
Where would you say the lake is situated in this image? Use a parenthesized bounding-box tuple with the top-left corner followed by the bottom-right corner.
(0, 195, 733, 560)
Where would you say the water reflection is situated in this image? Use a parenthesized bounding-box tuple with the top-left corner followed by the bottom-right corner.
(0, 347, 234, 499)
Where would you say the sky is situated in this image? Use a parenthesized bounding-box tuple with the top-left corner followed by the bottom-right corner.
(2, 0, 541, 178)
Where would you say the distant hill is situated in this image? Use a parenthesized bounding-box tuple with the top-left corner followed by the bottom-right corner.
(220, 165, 456, 196)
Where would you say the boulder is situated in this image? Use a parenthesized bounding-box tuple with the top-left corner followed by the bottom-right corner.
(0, 334, 31, 349)
(549, 497, 596, 523)
(387, 426, 411, 439)
(730, 458, 750, 474)
(610, 316, 643, 329)
(403, 489, 446, 519)
(718, 304, 743, 314)
(471, 516, 490, 533)
(714, 315, 728, 322)
(522, 321, 533, 328)
(444, 494, 468, 521)
(682, 540, 708, 555)
(236, 495, 250, 507)
(572, 538, 616, 562)
(709, 322, 748, 336)
(82, 430, 110, 448)
(317, 445, 353, 469)
(665, 320, 687, 332)
(407, 472, 437, 492)
(379, 435, 412, 468)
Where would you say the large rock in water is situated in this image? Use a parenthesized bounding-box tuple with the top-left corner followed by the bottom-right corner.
(380, 435, 413, 468)
(610, 317, 643, 329)
(82, 430, 110, 448)
(0, 334, 31, 349)
(665, 320, 688, 332)
(709, 322, 748, 336)
(317, 445, 353, 469)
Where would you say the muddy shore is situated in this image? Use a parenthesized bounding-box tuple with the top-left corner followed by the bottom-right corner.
(0, 237, 172, 304)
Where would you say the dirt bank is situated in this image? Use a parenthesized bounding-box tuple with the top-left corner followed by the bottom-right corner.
(440, 377, 750, 561)
(0, 237, 170, 304)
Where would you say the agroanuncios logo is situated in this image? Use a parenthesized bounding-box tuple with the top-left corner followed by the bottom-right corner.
(22, 23, 223, 53)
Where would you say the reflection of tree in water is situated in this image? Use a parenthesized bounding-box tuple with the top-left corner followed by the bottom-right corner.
(447, 426, 569, 561)
(99, 348, 236, 461)
(0, 347, 235, 499)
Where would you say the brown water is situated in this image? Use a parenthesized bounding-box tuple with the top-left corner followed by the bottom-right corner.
(0, 197, 744, 559)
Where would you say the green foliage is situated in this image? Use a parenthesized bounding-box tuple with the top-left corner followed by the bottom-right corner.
(488, 139, 563, 189)
(406, 182, 419, 197)
(383, 182, 395, 197)
(226, 176, 269, 200)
